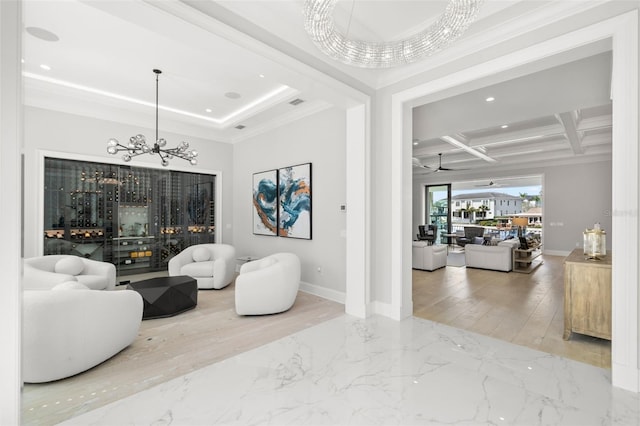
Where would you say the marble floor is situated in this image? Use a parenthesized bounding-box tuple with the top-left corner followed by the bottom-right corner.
(60, 314, 640, 426)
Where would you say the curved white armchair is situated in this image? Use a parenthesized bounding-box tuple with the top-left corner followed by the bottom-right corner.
(23, 255, 116, 290)
(22, 284, 143, 383)
(168, 244, 236, 289)
(235, 252, 300, 315)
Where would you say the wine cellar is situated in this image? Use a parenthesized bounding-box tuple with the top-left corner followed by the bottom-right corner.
(43, 157, 216, 276)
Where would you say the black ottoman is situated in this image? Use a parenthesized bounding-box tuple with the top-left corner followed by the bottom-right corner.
(128, 276, 197, 319)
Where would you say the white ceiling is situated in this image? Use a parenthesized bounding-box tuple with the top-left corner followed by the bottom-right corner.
(22, 0, 613, 179)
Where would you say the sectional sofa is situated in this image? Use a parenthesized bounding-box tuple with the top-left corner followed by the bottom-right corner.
(464, 239, 521, 272)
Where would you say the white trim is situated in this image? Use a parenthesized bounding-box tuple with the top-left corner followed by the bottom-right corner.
(35, 149, 223, 255)
(610, 9, 639, 393)
(299, 281, 345, 305)
(391, 10, 639, 391)
(0, 0, 22, 423)
(345, 104, 370, 318)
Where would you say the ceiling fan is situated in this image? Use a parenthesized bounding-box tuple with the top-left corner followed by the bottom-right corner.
(430, 153, 467, 172)
(475, 180, 503, 187)
(412, 157, 431, 170)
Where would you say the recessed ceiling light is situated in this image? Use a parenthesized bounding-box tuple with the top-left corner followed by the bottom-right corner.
(25, 26, 59, 42)
(501, 124, 508, 129)
(225, 92, 241, 99)
(259, 74, 265, 78)
(40, 64, 51, 71)
(413, 142, 418, 146)
(205, 108, 212, 113)
(485, 96, 495, 102)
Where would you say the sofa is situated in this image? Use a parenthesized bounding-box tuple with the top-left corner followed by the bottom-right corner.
(412, 242, 447, 271)
(22, 282, 142, 383)
(235, 253, 300, 315)
(464, 239, 520, 272)
(23, 255, 116, 290)
(168, 243, 236, 289)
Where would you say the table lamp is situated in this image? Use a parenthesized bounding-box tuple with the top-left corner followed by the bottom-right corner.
(583, 223, 606, 260)
(512, 217, 528, 237)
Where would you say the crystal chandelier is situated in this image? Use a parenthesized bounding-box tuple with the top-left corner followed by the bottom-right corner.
(303, 0, 483, 69)
(107, 69, 198, 167)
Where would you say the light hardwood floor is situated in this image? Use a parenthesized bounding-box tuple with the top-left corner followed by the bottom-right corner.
(413, 253, 611, 369)
(21, 277, 344, 426)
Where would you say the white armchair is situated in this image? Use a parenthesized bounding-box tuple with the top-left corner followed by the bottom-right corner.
(235, 253, 300, 315)
(412, 242, 447, 271)
(23, 255, 116, 290)
(22, 283, 142, 383)
(168, 244, 236, 289)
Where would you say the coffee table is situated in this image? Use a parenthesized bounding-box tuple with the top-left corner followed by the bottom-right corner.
(128, 275, 197, 319)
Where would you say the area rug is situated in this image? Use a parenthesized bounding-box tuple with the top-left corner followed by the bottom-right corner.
(447, 251, 466, 267)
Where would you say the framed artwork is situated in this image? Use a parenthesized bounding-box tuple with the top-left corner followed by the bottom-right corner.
(278, 163, 312, 239)
(252, 169, 278, 236)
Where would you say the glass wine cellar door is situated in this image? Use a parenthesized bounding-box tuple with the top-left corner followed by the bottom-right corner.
(43, 157, 216, 277)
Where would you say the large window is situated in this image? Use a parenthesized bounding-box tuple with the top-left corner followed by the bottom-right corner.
(43, 157, 216, 276)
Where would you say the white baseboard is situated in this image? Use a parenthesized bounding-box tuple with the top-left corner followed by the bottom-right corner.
(299, 281, 346, 304)
(371, 300, 394, 318)
(612, 362, 640, 392)
(544, 249, 572, 257)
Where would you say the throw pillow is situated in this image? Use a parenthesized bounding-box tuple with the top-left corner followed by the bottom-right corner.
(192, 247, 211, 262)
(52, 281, 89, 291)
(54, 256, 85, 276)
(473, 236, 484, 245)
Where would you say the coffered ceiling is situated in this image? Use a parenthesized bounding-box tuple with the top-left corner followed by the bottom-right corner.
(411, 50, 613, 179)
(22, 0, 614, 173)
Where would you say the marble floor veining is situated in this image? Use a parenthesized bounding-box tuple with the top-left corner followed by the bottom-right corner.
(60, 314, 640, 426)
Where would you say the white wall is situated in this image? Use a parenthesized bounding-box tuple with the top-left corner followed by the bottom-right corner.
(22, 106, 234, 257)
(412, 160, 612, 254)
(233, 107, 347, 301)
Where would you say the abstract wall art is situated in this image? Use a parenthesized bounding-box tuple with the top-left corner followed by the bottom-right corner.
(252, 169, 278, 236)
(278, 163, 312, 239)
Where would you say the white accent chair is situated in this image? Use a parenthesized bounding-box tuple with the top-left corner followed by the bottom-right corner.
(412, 242, 447, 271)
(22, 282, 142, 383)
(23, 255, 116, 290)
(168, 244, 236, 289)
(235, 253, 300, 315)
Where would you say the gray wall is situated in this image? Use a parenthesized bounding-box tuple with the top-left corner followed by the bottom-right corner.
(22, 106, 234, 257)
(232, 108, 347, 297)
(412, 160, 612, 254)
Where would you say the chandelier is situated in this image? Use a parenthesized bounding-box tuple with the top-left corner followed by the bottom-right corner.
(107, 69, 198, 167)
(303, 0, 483, 69)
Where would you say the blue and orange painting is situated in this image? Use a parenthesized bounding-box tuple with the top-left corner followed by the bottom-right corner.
(278, 164, 311, 239)
(253, 171, 278, 236)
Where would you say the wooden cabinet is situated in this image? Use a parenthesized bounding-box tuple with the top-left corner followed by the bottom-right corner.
(563, 248, 612, 340)
(512, 244, 543, 273)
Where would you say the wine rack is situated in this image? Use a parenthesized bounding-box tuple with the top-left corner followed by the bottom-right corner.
(43, 157, 217, 276)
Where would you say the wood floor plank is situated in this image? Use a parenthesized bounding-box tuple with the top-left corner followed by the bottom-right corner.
(413, 254, 611, 369)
